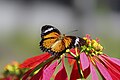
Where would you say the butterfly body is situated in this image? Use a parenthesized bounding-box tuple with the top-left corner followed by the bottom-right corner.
(40, 25, 86, 55)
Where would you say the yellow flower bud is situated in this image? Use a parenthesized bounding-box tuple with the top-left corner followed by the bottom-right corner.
(91, 40, 97, 44)
(5, 65, 13, 72)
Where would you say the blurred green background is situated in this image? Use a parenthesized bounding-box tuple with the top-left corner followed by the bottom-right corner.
(0, 0, 120, 79)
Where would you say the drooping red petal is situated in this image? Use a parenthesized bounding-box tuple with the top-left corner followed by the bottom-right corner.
(101, 54, 120, 66)
(20, 52, 51, 68)
(67, 53, 75, 65)
(110, 58, 120, 66)
(31, 61, 58, 80)
(96, 61, 112, 80)
(42, 61, 58, 80)
(101, 55, 120, 72)
(109, 58, 120, 72)
(70, 62, 80, 80)
(80, 52, 90, 78)
(55, 60, 68, 80)
(22, 69, 34, 80)
(90, 62, 98, 80)
(107, 68, 120, 80)
(99, 55, 120, 79)
(30, 66, 45, 80)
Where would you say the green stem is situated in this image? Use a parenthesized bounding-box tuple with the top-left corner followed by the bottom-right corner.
(75, 56, 83, 78)
(69, 52, 76, 58)
(68, 51, 83, 78)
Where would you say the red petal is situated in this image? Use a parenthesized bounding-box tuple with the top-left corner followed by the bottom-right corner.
(96, 61, 112, 80)
(99, 56, 120, 79)
(30, 66, 45, 80)
(67, 54, 75, 65)
(86, 34, 91, 39)
(42, 61, 58, 80)
(102, 55, 120, 66)
(80, 52, 89, 71)
(107, 69, 120, 80)
(20, 52, 51, 68)
(70, 48, 76, 55)
(70, 62, 80, 80)
(90, 62, 98, 80)
(109, 58, 120, 72)
(30, 61, 52, 80)
(80, 52, 90, 78)
(70, 48, 80, 55)
(101, 55, 120, 72)
(55, 60, 68, 80)
(96, 38, 100, 43)
(22, 69, 33, 80)
(110, 58, 120, 66)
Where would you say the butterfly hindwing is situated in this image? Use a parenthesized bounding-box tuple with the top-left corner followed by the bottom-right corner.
(77, 37, 86, 46)
(63, 36, 74, 48)
(63, 36, 86, 48)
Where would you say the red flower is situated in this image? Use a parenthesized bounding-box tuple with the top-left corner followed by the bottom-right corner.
(20, 34, 120, 80)
(68, 34, 120, 80)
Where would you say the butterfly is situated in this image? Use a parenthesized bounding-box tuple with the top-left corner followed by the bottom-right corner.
(40, 25, 86, 55)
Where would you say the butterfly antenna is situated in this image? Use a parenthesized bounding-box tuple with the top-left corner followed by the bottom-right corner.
(65, 30, 79, 35)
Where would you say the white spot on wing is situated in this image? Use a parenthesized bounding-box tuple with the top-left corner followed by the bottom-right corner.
(44, 27, 54, 33)
(74, 37, 79, 46)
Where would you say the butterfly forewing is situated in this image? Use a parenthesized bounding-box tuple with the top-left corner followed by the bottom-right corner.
(42, 32, 60, 39)
(41, 38, 58, 49)
(40, 25, 62, 54)
(51, 40, 65, 53)
(41, 25, 61, 38)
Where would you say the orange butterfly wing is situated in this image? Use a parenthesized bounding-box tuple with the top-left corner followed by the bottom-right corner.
(63, 36, 72, 48)
(40, 25, 61, 54)
(43, 32, 60, 39)
(42, 38, 58, 49)
(51, 40, 65, 53)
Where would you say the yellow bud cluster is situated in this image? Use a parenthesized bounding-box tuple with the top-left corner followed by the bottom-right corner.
(4, 61, 20, 75)
(82, 36, 103, 56)
(91, 40, 103, 51)
(5, 64, 13, 72)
